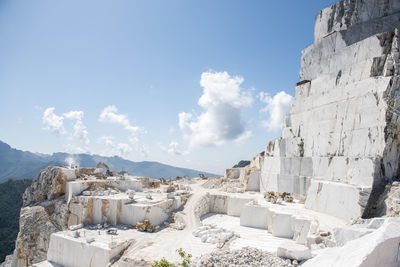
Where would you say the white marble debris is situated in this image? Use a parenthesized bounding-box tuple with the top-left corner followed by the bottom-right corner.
(192, 225, 234, 245)
(303, 219, 400, 267)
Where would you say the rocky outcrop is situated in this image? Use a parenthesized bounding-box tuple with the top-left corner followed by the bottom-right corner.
(314, 0, 400, 45)
(384, 181, 400, 216)
(22, 167, 75, 206)
(13, 167, 74, 267)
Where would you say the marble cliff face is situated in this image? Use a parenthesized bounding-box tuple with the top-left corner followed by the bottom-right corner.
(260, 0, 400, 221)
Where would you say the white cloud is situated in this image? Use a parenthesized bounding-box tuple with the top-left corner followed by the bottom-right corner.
(42, 107, 65, 134)
(179, 71, 253, 148)
(99, 105, 140, 135)
(98, 105, 145, 150)
(63, 111, 90, 144)
(116, 143, 133, 155)
(97, 136, 133, 157)
(234, 130, 252, 144)
(259, 91, 293, 132)
(42, 108, 90, 145)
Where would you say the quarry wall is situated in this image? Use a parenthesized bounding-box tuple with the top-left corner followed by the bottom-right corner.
(260, 0, 400, 221)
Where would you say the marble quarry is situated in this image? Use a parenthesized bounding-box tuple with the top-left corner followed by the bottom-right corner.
(3, 1, 400, 267)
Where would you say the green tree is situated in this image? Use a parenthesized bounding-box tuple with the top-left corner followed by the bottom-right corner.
(0, 179, 32, 262)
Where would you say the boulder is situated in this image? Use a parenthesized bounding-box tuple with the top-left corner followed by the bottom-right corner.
(333, 226, 373, 246)
(225, 168, 244, 179)
(277, 241, 311, 261)
(78, 167, 103, 177)
(366, 218, 386, 229)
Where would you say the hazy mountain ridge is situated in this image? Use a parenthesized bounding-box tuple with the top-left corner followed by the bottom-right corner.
(0, 141, 219, 182)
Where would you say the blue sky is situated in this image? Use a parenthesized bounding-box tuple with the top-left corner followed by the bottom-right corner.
(0, 0, 337, 174)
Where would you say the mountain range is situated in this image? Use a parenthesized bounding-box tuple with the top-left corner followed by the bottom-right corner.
(0, 140, 219, 182)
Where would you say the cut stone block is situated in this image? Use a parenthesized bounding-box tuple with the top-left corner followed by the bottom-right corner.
(47, 232, 129, 267)
(271, 212, 294, 238)
(227, 197, 254, 217)
(292, 216, 314, 245)
(240, 204, 268, 229)
(305, 180, 365, 221)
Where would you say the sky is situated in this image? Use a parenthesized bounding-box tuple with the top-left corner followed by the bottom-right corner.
(0, 0, 338, 174)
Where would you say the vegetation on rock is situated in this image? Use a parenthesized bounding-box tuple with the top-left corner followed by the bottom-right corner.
(233, 160, 250, 168)
(0, 179, 32, 262)
(152, 248, 192, 267)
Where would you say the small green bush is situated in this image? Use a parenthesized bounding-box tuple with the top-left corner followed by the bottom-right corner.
(152, 258, 175, 267)
(151, 248, 192, 267)
(176, 248, 192, 267)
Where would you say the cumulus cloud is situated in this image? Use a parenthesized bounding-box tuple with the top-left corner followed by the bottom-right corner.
(259, 91, 293, 132)
(42, 108, 90, 145)
(179, 71, 253, 148)
(97, 136, 133, 157)
(99, 105, 140, 135)
(63, 111, 90, 144)
(42, 107, 65, 134)
(98, 105, 147, 157)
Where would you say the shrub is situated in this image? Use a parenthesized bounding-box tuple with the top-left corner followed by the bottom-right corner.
(151, 248, 192, 267)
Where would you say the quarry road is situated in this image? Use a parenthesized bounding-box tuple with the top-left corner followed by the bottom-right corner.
(180, 182, 207, 231)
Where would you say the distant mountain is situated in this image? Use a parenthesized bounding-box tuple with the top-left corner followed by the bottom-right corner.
(0, 140, 219, 182)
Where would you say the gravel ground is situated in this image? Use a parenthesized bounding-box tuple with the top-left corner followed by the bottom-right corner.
(194, 247, 295, 267)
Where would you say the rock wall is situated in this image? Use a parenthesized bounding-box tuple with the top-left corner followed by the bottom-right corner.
(260, 0, 400, 221)
(314, 0, 400, 45)
(14, 167, 74, 267)
(384, 181, 400, 216)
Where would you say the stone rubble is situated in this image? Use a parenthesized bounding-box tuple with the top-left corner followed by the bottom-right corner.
(384, 181, 400, 216)
(202, 177, 244, 193)
(194, 247, 295, 267)
(192, 224, 234, 245)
